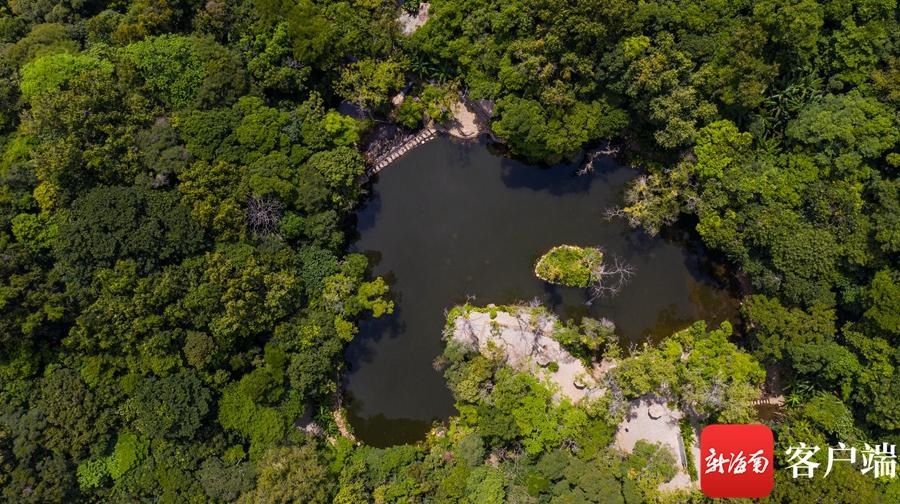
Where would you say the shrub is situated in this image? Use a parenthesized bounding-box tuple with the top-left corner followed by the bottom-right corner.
(534, 245, 603, 287)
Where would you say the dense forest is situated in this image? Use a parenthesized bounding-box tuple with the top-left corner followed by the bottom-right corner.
(0, 0, 897, 502)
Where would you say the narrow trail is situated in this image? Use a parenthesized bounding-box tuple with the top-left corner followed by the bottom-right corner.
(332, 409, 357, 443)
(331, 383, 358, 444)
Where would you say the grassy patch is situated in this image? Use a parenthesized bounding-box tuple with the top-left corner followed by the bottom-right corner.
(534, 245, 603, 287)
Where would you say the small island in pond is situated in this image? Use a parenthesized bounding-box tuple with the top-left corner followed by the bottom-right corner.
(534, 245, 604, 287)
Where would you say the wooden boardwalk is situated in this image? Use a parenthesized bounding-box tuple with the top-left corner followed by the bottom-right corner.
(368, 126, 438, 174)
(751, 395, 785, 406)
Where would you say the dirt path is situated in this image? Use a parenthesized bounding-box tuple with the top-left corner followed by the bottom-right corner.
(332, 408, 357, 443)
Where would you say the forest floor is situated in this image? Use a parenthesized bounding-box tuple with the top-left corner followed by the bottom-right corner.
(332, 408, 357, 444)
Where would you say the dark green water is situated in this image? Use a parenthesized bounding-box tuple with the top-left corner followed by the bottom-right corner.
(345, 137, 738, 447)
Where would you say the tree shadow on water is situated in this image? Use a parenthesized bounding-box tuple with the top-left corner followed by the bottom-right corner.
(353, 188, 384, 235)
(343, 407, 441, 448)
(540, 282, 565, 311)
(343, 288, 407, 372)
(618, 226, 661, 257)
(497, 151, 628, 196)
(499, 159, 592, 195)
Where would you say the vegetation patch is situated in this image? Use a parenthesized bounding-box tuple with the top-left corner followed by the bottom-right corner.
(534, 245, 603, 287)
(0, 0, 896, 501)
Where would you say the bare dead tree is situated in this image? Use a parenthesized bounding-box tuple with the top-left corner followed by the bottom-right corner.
(528, 320, 543, 358)
(511, 297, 550, 357)
(604, 376, 628, 420)
(703, 376, 726, 412)
(587, 255, 635, 303)
(576, 141, 622, 176)
(460, 316, 478, 347)
(562, 436, 580, 453)
(530, 309, 549, 338)
(432, 354, 449, 371)
(603, 205, 643, 230)
(512, 307, 529, 335)
(530, 309, 560, 360)
(602, 207, 626, 221)
(597, 141, 621, 156)
(246, 195, 283, 236)
(678, 376, 725, 420)
(683, 193, 701, 213)
(525, 296, 542, 309)
(627, 340, 640, 355)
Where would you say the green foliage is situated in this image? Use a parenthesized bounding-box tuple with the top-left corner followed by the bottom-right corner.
(553, 316, 617, 362)
(0, 7, 397, 499)
(420, 83, 457, 123)
(54, 186, 202, 281)
(336, 58, 404, 110)
(624, 441, 677, 488)
(126, 370, 211, 439)
(37, 367, 108, 459)
(76, 458, 109, 490)
(10, 212, 57, 254)
(410, 8, 898, 460)
(395, 97, 425, 129)
(613, 322, 764, 422)
(771, 460, 882, 503)
(323, 111, 360, 146)
(442, 339, 615, 460)
(241, 22, 310, 94)
(742, 294, 835, 363)
(534, 245, 603, 287)
(239, 443, 335, 502)
(1, 0, 898, 501)
(786, 91, 898, 162)
(252, 0, 335, 65)
(464, 466, 505, 503)
(20, 51, 113, 100)
(494, 97, 627, 163)
(106, 432, 148, 480)
(4, 22, 78, 65)
(865, 269, 900, 334)
(122, 34, 247, 109)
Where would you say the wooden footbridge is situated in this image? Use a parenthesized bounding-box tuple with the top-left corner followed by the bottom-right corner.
(368, 126, 438, 175)
(750, 395, 785, 407)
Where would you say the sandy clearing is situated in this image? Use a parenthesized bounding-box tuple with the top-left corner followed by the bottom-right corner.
(614, 396, 700, 491)
(450, 308, 603, 402)
(445, 100, 482, 139)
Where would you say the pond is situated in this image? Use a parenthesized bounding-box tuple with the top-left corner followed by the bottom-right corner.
(344, 137, 739, 447)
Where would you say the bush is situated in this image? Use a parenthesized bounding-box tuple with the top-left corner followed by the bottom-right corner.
(395, 98, 424, 129)
(534, 245, 603, 287)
